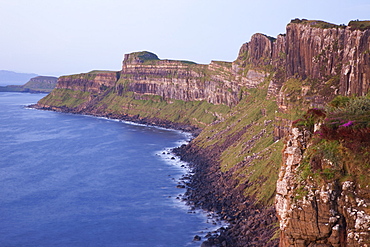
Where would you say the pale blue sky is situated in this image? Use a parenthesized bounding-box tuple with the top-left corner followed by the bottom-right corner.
(0, 0, 369, 76)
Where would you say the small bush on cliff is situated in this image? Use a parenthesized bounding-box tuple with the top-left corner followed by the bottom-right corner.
(322, 96, 370, 145)
(292, 108, 326, 132)
(297, 96, 370, 185)
(348, 20, 370, 30)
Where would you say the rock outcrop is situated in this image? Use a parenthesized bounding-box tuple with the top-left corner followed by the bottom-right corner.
(237, 19, 370, 98)
(117, 51, 267, 106)
(22, 76, 58, 92)
(56, 71, 119, 94)
(276, 126, 370, 246)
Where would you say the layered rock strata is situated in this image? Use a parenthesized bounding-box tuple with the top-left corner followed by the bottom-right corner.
(117, 52, 266, 106)
(56, 71, 119, 94)
(237, 19, 370, 97)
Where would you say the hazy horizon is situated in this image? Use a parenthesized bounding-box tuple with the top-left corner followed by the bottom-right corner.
(1, 0, 369, 77)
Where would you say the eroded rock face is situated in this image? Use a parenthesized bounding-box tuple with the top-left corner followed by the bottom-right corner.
(276, 128, 370, 246)
(236, 21, 370, 98)
(285, 22, 370, 96)
(116, 56, 267, 106)
(56, 71, 119, 94)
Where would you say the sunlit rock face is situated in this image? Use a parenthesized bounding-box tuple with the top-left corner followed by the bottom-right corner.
(284, 21, 370, 96)
(276, 127, 370, 246)
(34, 20, 370, 246)
(237, 20, 370, 97)
(56, 71, 119, 94)
(118, 51, 266, 106)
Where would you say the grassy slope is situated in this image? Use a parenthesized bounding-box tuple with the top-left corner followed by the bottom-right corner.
(38, 89, 92, 108)
(38, 65, 284, 207)
(192, 76, 283, 205)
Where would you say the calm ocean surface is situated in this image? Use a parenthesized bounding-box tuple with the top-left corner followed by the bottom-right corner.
(0, 92, 216, 247)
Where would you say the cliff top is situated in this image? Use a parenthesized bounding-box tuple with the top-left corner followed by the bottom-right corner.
(348, 20, 370, 30)
(123, 51, 197, 65)
(30, 76, 58, 81)
(88, 70, 119, 74)
(124, 51, 160, 64)
(289, 18, 345, 29)
(289, 18, 370, 30)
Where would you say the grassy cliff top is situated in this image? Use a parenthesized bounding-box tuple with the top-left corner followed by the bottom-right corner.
(290, 18, 370, 31)
(289, 18, 345, 29)
(88, 70, 119, 74)
(348, 20, 370, 30)
(124, 51, 197, 65)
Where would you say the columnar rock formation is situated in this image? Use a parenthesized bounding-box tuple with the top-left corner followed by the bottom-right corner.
(237, 19, 370, 98)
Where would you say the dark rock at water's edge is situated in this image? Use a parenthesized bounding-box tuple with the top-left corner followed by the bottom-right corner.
(29, 103, 278, 246)
(173, 143, 279, 247)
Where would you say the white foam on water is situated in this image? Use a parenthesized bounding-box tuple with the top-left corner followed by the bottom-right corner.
(155, 146, 229, 245)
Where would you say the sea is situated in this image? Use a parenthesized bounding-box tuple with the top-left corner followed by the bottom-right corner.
(0, 92, 220, 247)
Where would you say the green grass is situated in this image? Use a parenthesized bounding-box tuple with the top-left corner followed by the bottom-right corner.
(192, 76, 283, 205)
(97, 90, 231, 128)
(38, 89, 92, 108)
(290, 19, 345, 29)
(294, 96, 370, 187)
(348, 20, 370, 30)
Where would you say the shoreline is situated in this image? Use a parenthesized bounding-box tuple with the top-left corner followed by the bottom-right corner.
(28, 104, 202, 136)
(157, 146, 229, 245)
(28, 103, 279, 246)
(28, 104, 231, 245)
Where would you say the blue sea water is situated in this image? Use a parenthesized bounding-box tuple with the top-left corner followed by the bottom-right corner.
(0, 92, 217, 247)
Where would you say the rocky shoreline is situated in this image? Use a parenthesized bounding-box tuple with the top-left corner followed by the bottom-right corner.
(173, 142, 279, 247)
(29, 104, 279, 246)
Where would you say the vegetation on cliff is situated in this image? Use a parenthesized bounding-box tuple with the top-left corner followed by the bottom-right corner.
(294, 96, 370, 186)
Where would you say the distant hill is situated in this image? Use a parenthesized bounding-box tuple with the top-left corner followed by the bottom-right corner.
(0, 70, 38, 86)
(0, 75, 58, 93)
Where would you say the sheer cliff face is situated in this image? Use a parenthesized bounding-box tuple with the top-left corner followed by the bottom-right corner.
(276, 128, 370, 246)
(235, 21, 370, 140)
(285, 22, 370, 96)
(117, 52, 266, 106)
(272, 21, 370, 246)
(236, 21, 370, 98)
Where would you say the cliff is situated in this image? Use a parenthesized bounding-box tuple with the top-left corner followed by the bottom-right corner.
(276, 101, 370, 246)
(22, 76, 58, 92)
(37, 51, 267, 130)
(33, 19, 370, 246)
(237, 19, 370, 97)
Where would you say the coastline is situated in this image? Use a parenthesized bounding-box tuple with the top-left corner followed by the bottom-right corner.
(29, 103, 279, 246)
(173, 142, 279, 247)
(28, 104, 202, 136)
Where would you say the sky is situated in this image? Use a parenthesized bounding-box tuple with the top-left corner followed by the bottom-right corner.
(0, 0, 369, 76)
